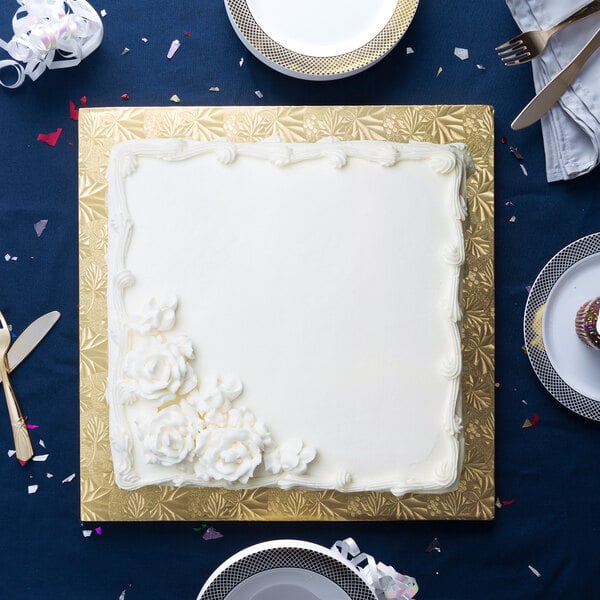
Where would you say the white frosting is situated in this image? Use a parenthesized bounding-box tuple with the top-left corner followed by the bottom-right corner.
(106, 137, 473, 495)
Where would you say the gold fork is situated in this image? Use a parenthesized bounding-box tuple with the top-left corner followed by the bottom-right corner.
(0, 311, 34, 464)
(496, 0, 600, 65)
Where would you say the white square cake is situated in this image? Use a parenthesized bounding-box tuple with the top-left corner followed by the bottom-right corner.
(106, 137, 473, 495)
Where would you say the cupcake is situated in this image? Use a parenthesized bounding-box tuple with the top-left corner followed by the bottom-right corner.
(575, 298, 600, 350)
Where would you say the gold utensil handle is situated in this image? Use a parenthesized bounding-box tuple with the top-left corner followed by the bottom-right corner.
(0, 361, 34, 463)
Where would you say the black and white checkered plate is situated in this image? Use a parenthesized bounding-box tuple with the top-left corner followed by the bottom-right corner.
(197, 540, 377, 600)
(524, 232, 600, 421)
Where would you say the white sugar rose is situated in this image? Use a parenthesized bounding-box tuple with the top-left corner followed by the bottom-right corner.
(137, 402, 202, 467)
(124, 335, 197, 407)
(194, 427, 264, 484)
(264, 438, 316, 475)
(188, 375, 243, 426)
(133, 295, 178, 334)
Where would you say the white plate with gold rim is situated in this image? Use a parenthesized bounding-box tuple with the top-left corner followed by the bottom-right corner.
(224, 0, 420, 80)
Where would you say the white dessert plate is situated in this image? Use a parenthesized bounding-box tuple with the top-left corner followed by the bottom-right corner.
(223, 0, 420, 80)
(524, 232, 600, 421)
(197, 540, 377, 600)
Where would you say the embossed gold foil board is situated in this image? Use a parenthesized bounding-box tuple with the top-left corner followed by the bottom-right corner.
(79, 105, 495, 521)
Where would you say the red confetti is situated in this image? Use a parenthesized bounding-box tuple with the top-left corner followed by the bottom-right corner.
(184, 31, 192, 37)
(531, 413, 540, 427)
(37, 128, 62, 147)
(501, 136, 507, 144)
(120, 93, 129, 101)
(501, 499, 516, 506)
(80, 95, 87, 106)
(69, 100, 78, 121)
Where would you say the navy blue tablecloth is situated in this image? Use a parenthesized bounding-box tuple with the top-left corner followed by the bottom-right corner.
(1, 1, 600, 598)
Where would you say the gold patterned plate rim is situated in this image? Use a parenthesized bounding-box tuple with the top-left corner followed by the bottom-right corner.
(223, 0, 420, 80)
(79, 105, 495, 521)
(524, 232, 600, 421)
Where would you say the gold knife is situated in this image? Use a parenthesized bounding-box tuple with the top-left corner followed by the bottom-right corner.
(511, 26, 600, 130)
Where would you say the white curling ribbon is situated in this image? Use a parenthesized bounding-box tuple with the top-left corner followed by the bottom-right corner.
(332, 538, 418, 599)
(0, 0, 103, 88)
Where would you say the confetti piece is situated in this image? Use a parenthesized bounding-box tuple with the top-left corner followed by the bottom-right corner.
(501, 499, 516, 506)
(141, 37, 148, 43)
(82, 530, 93, 537)
(495, 498, 502, 509)
(8, 450, 16, 457)
(239, 57, 244, 67)
(255, 90, 263, 99)
(100, 9, 107, 17)
(509, 215, 516, 223)
(28, 485, 38, 494)
(62, 473, 76, 483)
(184, 31, 192, 37)
(476, 64, 486, 70)
(34, 219, 48, 237)
(170, 94, 181, 103)
(121, 47, 130, 55)
(167, 39, 181, 59)
(501, 136, 507, 144)
(406, 47, 414, 54)
(520, 163, 528, 176)
(95, 526, 102, 535)
(522, 418, 532, 428)
(69, 100, 78, 121)
(202, 526, 223, 540)
(436, 66, 443, 77)
(510, 146, 524, 160)
(39, 440, 46, 448)
(80, 96, 87, 106)
(192, 525, 207, 532)
(33, 454, 49, 462)
(4, 254, 11, 262)
(46, 473, 53, 478)
(531, 413, 540, 427)
(26, 423, 39, 430)
(37, 128, 62, 147)
(454, 47, 469, 60)
(209, 86, 220, 92)
(426, 538, 441, 552)
(120, 93, 129, 101)
(528, 565, 541, 577)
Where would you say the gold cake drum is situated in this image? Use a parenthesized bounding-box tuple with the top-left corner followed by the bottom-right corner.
(79, 105, 495, 521)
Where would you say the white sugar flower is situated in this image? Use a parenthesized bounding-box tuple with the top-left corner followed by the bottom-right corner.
(264, 438, 316, 475)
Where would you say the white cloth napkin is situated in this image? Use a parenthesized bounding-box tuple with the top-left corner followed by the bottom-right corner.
(505, 0, 600, 181)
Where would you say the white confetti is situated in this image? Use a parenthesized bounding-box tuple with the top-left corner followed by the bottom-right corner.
(476, 64, 486, 70)
(406, 47, 414, 54)
(454, 47, 469, 60)
(169, 94, 181, 103)
(239, 57, 244, 67)
(82, 530, 93, 538)
(167, 39, 181, 59)
(4, 254, 11, 261)
(33, 454, 49, 462)
(8, 449, 16, 457)
(121, 47, 130, 55)
(11, 256, 17, 261)
(141, 37, 148, 43)
(39, 440, 46, 448)
(28, 484, 39, 494)
(255, 90, 263, 98)
(46, 473, 54, 478)
(520, 163, 528, 176)
(209, 86, 220, 92)
(100, 8, 107, 17)
(62, 473, 76, 483)
(528, 565, 541, 577)
(34, 219, 48, 237)
(509, 215, 516, 223)
(436, 66, 443, 77)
